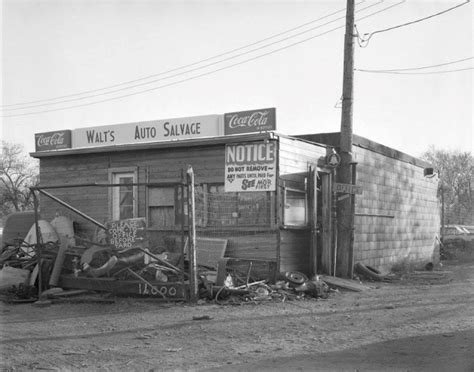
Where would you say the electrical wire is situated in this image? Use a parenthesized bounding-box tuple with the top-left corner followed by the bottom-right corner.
(357, 0, 470, 47)
(1, 1, 405, 118)
(1, 0, 384, 112)
(1, 1, 366, 109)
(356, 67, 473, 74)
(355, 56, 473, 72)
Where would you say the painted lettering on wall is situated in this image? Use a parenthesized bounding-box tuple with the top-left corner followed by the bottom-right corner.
(163, 122, 201, 137)
(135, 126, 157, 139)
(86, 130, 115, 144)
(106, 218, 146, 250)
(71, 115, 220, 149)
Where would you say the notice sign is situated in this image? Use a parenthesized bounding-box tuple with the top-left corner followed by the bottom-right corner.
(225, 142, 276, 192)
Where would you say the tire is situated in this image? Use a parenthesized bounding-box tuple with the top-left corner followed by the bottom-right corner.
(285, 271, 309, 285)
(354, 262, 384, 282)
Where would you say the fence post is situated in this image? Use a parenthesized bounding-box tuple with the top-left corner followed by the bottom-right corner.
(186, 165, 198, 302)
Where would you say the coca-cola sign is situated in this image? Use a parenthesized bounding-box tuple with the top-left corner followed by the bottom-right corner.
(224, 108, 276, 135)
(35, 130, 72, 152)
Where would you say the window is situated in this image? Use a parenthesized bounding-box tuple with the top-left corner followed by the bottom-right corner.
(283, 187, 308, 226)
(146, 183, 271, 229)
(206, 185, 270, 226)
(110, 169, 137, 220)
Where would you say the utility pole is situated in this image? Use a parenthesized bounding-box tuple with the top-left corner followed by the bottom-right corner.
(336, 0, 355, 278)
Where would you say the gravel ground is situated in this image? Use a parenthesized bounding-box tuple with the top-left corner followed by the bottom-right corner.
(0, 257, 473, 371)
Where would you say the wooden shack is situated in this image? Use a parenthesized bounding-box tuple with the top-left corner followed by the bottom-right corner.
(31, 109, 335, 281)
(31, 111, 440, 282)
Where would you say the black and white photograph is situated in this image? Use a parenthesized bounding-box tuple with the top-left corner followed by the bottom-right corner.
(1, 0, 473, 370)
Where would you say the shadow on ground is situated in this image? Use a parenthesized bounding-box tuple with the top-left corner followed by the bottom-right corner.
(217, 329, 474, 372)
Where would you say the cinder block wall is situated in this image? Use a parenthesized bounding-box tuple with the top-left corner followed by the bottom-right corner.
(353, 146, 440, 272)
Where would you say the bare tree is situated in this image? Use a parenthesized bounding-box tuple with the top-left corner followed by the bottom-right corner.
(421, 146, 473, 225)
(0, 141, 39, 216)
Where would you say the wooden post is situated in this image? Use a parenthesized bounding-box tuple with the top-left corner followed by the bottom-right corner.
(32, 191, 42, 295)
(348, 162, 357, 278)
(309, 165, 318, 278)
(441, 182, 445, 239)
(49, 236, 69, 287)
(337, 0, 355, 278)
(186, 166, 198, 302)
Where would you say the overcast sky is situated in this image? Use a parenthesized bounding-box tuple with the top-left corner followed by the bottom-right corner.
(1, 0, 472, 157)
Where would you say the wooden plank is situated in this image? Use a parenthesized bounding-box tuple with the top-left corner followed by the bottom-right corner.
(195, 237, 228, 269)
(58, 275, 187, 298)
(319, 275, 370, 292)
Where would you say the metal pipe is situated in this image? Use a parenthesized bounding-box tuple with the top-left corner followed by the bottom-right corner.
(187, 165, 198, 302)
(37, 189, 106, 230)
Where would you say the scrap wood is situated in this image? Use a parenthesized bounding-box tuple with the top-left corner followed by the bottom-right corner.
(52, 296, 115, 304)
(319, 275, 370, 292)
(41, 288, 91, 299)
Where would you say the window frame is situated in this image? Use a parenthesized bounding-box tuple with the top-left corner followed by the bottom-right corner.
(281, 184, 309, 228)
(108, 167, 138, 221)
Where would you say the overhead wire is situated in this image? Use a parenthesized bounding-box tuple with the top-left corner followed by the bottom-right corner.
(356, 0, 470, 47)
(2, 0, 405, 118)
(2, 0, 385, 113)
(355, 56, 474, 72)
(1, 1, 366, 109)
(356, 67, 473, 74)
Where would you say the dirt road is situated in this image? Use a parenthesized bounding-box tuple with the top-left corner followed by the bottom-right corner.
(1, 259, 473, 371)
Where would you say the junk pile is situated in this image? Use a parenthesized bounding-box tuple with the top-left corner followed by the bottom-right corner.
(0, 216, 191, 303)
(0, 214, 333, 304)
(202, 270, 330, 305)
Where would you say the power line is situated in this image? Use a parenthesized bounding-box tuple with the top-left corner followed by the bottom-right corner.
(355, 56, 474, 72)
(2, 0, 384, 112)
(356, 67, 473, 74)
(357, 0, 470, 47)
(2, 1, 405, 118)
(1, 1, 365, 109)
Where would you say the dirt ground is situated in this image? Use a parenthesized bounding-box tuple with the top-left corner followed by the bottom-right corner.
(1, 255, 473, 371)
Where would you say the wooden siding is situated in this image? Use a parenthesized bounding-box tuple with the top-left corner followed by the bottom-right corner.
(38, 146, 227, 239)
(279, 229, 311, 273)
(279, 137, 326, 176)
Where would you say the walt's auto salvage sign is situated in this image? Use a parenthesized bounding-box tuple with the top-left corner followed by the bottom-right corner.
(224, 108, 276, 135)
(225, 142, 276, 192)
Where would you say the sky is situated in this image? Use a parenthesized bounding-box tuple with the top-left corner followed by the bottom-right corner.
(1, 0, 472, 158)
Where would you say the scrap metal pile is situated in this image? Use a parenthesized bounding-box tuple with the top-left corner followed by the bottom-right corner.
(0, 215, 331, 304)
(202, 270, 330, 305)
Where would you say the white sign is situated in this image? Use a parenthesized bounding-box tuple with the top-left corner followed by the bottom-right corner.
(335, 182, 363, 195)
(72, 115, 222, 148)
(225, 142, 276, 192)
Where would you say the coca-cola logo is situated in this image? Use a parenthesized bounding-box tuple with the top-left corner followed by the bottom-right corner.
(228, 111, 269, 129)
(37, 132, 65, 147)
(224, 108, 276, 135)
(35, 130, 71, 151)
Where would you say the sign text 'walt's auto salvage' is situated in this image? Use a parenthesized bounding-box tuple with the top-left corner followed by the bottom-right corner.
(225, 142, 276, 192)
